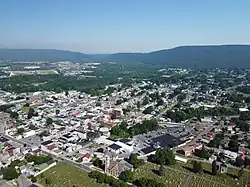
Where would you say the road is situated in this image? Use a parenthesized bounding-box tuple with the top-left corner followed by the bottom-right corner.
(0, 133, 92, 173)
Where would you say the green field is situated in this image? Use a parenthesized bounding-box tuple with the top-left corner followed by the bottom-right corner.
(134, 162, 188, 187)
(37, 163, 109, 187)
(134, 161, 250, 187)
(38, 70, 59, 75)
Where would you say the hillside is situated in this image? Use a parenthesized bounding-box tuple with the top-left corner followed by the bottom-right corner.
(0, 49, 87, 61)
(1, 45, 250, 68)
(104, 45, 250, 68)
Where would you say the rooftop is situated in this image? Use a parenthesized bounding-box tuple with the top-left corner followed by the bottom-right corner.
(108, 143, 122, 150)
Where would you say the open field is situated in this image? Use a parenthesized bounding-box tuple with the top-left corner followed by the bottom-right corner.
(134, 161, 250, 187)
(9, 69, 58, 76)
(134, 162, 189, 187)
(38, 70, 59, 75)
(37, 163, 109, 187)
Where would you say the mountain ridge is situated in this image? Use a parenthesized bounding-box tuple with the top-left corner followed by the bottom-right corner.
(1, 45, 250, 68)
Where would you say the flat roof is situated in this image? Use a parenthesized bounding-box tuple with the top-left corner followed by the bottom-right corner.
(119, 138, 131, 144)
(151, 134, 182, 148)
(141, 146, 155, 154)
(0, 137, 9, 143)
(108, 143, 122, 150)
(41, 140, 53, 146)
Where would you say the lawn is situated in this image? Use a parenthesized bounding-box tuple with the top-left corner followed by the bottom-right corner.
(37, 163, 109, 187)
(38, 70, 59, 75)
(133, 162, 188, 187)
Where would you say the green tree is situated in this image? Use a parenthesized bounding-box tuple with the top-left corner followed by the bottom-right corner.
(92, 158, 103, 168)
(142, 97, 149, 105)
(17, 128, 25, 134)
(10, 112, 19, 119)
(65, 90, 69, 96)
(228, 139, 239, 152)
(158, 165, 165, 176)
(156, 98, 164, 106)
(143, 106, 154, 114)
(238, 167, 244, 179)
(153, 148, 176, 165)
(194, 147, 212, 159)
(119, 170, 133, 182)
(55, 109, 60, 115)
(27, 108, 35, 119)
(45, 177, 52, 185)
(3, 167, 19, 180)
(46, 118, 53, 125)
(30, 175, 37, 183)
(128, 153, 144, 169)
(212, 160, 217, 175)
(193, 161, 203, 174)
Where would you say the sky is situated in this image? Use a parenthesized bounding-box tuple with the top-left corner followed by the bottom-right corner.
(1, 0, 250, 53)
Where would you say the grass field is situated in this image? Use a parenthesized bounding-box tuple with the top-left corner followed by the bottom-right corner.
(37, 163, 109, 187)
(134, 161, 250, 187)
(38, 70, 59, 75)
(134, 162, 189, 187)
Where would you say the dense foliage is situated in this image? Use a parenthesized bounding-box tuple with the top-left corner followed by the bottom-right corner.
(25, 155, 52, 165)
(110, 119, 159, 138)
(119, 170, 133, 182)
(194, 147, 212, 159)
(88, 170, 130, 187)
(152, 148, 176, 165)
(165, 107, 239, 123)
(193, 161, 203, 174)
(2, 167, 19, 180)
(208, 133, 224, 148)
(128, 153, 145, 169)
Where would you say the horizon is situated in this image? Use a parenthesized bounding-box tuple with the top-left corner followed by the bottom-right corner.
(1, 0, 250, 53)
(1, 44, 250, 54)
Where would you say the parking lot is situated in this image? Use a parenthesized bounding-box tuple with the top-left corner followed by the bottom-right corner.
(133, 125, 195, 155)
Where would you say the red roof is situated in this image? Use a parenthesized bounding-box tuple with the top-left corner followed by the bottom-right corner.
(84, 153, 91, 159)
(240, 153, 246, 160)
(47, 144, 57, 151)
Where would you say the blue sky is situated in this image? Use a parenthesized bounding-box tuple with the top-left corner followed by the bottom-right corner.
(1, 0, 250, 53)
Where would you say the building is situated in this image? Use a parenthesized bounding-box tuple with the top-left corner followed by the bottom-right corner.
(179, 143, 203, 157)
(108, 144, 122, 154)
(0, 112, 13, 133)
(104, 154, 133, 177)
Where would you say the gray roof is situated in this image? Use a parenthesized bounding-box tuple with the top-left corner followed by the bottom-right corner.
(108, 143, 122, 150)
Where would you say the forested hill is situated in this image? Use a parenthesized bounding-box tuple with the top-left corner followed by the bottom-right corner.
(0, 49, 87, 61)
(1, 45, 250, 68)
(104, 45, 250, 68)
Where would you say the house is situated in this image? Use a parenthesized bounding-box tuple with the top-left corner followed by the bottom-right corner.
(214, 160, 228, 173)
(207, 132, 215, 139)
(180, 146, 194, 156)
(104, 154, 133, 177)
(222, 150, 238, 160)
(82, 153, 91, 162)
(239, 146, 250, 154)
(180, 143, 203, 157)
(0, 112, 14, 133)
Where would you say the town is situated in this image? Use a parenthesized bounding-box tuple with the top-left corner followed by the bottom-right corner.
(0, 62, 250, 187)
